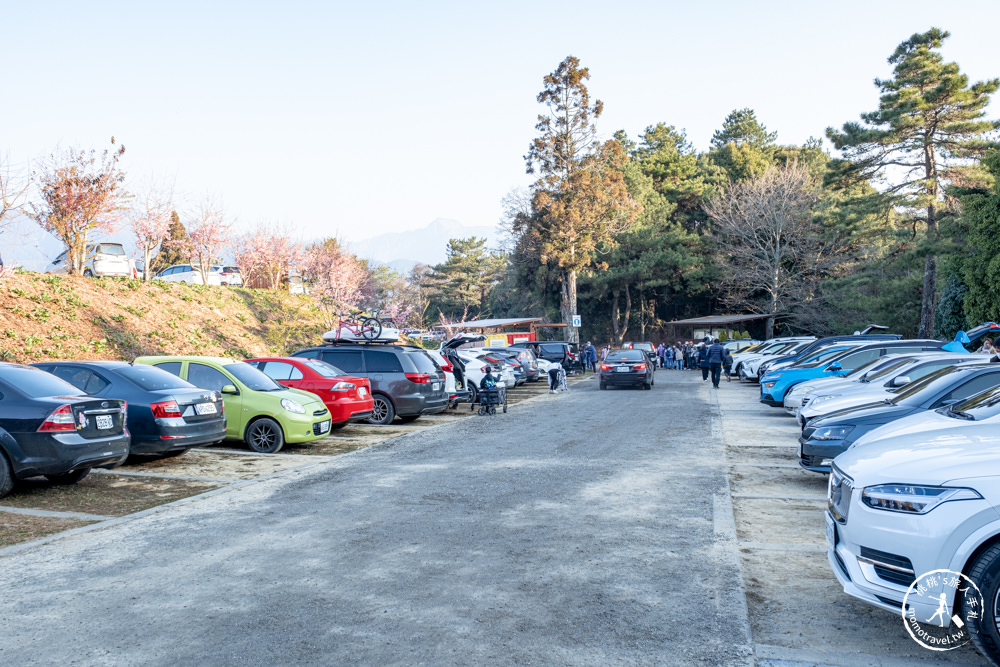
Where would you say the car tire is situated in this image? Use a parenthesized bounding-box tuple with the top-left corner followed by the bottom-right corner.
(398, 415, 419, 423)
(44, 468, 91, 485)
(0, 451, 14, 498)
(159, 448, 190, 459)
(83, 269, 94, 278)
(245, 418, 284, 453)
(965, 543, 1000, 662)
(368, 395, 395, 425)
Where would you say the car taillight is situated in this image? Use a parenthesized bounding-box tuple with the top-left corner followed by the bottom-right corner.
(405, 373, 431, 384)
(38, 404, 76, 432)
(151, 400, 183, 418)
(480, 366, 489, 373)
(568, 352, 576, 359)
(635, 363, 647, 370)
(330, 381, 356, 393)
(439, 360, 454, 373)
(600, 364, 611, 370)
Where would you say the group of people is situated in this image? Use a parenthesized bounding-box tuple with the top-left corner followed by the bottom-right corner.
(650, 339, 733, 387)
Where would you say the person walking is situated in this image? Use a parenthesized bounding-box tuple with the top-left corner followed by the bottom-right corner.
(698, 343, 710, 381)
(665, 344, 674, 370)
(707, 338, 726, 388)
(585, 342, 598, 374)
(601, 344, 610, 361)
(723, 345, 734, 382)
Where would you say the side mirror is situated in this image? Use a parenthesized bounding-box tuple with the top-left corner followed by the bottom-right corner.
(891, 376, 911, 387)
(826, 362, 843, 372)
(221, 384, 239, 395)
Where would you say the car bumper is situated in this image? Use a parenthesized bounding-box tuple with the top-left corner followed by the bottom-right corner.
(600, 372, 650, 386)
(325, 398, 376, 425)
(760, 393, 784, 407)
(130, 418, 228, 454)
(8, 431, 131, 478)
(827, 500, 1000, 624)
(281, 410, 333, 443)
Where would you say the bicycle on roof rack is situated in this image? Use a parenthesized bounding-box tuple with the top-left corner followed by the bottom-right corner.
(334, 311, 383, 341)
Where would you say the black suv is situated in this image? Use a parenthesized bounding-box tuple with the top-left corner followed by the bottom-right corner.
(292, 343, 447, 425)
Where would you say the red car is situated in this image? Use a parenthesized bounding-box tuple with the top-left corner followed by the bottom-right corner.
(244, 357, 374, 429)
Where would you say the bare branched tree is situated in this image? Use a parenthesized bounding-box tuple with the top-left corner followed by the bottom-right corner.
(706, 163, 837, 338)
(0, 152, 31, 232)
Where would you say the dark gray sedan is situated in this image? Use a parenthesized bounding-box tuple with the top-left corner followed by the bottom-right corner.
(599, 349, 654, 390)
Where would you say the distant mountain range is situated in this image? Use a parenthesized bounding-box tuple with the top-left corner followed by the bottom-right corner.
(350, 218, 501, 274)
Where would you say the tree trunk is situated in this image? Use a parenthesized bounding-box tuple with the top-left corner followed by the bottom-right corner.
(561, 270, 579, 344)
(611, 288, 630, 346)
(919, 200, 939, 338)
(765, 315, 774, 340)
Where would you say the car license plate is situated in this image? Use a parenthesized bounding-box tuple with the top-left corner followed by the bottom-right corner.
(195, 402, 217, 415)
(96, 414, 113, 430)
(433, 382, 441, 391)
(358, 387, 367, 398)
(319, 420, 330, 434)
(825, 512, 837, 548)
(615, 366, 629, 373)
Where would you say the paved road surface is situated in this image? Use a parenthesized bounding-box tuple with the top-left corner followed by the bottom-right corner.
(0, 374, 752, 665)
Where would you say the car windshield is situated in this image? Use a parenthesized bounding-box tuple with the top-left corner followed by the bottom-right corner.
(949, 385, 1000, 421)
(605, 350, 645, 361)
(859, 357, 913, 383)
(302, 359, 346, 377)
(890, 366, 968, 405)
(0, 365, 84, 397)
(116, 364, 196, 391)
(799, 347, 855, 369)
(223, 363, 284, 391)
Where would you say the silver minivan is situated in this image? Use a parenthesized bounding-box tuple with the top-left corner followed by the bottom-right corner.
(46, 243, 132, 277)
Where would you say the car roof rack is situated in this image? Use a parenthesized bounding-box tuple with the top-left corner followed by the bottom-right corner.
(321, 338, 401, 347)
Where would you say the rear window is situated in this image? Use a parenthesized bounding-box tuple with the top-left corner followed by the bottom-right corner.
(0, 365, 84, 397)
(540, 344, 564, 355)
(117, 365, 195, 391)
(96, 243, 126, 255)
(407, 350, 440, 374)
(605, 350, 644, 361)
(302, 359, 346, 377)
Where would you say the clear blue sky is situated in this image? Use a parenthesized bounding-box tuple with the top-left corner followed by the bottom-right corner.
(3, 0, 998, 247)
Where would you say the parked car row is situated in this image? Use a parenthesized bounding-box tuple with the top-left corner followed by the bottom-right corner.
(736, 322, 1000, 664)
(43, 243, 246, 286)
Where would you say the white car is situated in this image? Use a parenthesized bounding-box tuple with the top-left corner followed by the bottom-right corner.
(46, 242, 132, 278)
(827, 418, 1000, 664)
(425, 348, 459, 405)
(798, 354, 986, 425)
(733, 337, 816, 381)
(154, 263, 224, 286)
(212, 265, 243, 286)
(782, 354, 913, 413)
(456, 349, 510, 398)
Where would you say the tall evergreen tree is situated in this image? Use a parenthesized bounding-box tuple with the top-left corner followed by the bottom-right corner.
(149, 211, 191, 273)
(517, 56, 639, 344)
(426, 237, 505, 320)
(826, 28, 999, 337)
(961, 150, 1000, 325)
(709, 108, 778, 181)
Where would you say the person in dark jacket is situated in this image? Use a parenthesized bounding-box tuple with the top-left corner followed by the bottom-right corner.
(707, 338, 726, 388)
(697, 343, 710, 381)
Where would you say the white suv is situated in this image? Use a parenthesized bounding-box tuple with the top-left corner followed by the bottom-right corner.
(154, 264, 223, 285)
(828, 411, 1000, 663)
(46, 242, 132, 277)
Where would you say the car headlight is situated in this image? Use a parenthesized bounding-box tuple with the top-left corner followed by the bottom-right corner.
(861, 484, 982, 514)
(810, 425, 854, 441)
(280, 398, 306, 414)
(763, 381, 776, 388)
(787, 384, 814, 398)
(808, 395, 834, 407)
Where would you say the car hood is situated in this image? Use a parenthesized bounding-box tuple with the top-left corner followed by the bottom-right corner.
(809, 400, 911, 428)
(851, 408, 977, 448)
(797, 376, 860, 396)
(801, 385, 896, 417)
(835, 425, 1000, 486)
(281, 387, 326, 407)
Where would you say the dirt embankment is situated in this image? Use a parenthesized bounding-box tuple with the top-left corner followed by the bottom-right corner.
(0, 272, 332, 363)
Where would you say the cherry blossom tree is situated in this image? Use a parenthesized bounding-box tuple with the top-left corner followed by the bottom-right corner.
(128, 180, 174, 281)
(302, 238, 367, 326)
(234, 222, 302, 290)
(187, 196, 232, 284)
(30, 139, 128, 274)
(0, 152, 31, 232)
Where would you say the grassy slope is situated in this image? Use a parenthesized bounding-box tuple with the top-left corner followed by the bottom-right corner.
(0, 272, 332, 363)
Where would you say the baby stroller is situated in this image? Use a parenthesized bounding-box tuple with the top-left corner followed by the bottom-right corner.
(477, 384, 508, 415)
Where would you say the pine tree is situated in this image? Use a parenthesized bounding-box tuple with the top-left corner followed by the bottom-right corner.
(149, 211, 192, 273)
(826, 28, 999, 337)
(709, 109, 778, 181)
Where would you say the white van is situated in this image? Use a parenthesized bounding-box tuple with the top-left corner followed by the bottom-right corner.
(46, 243, 132, 277)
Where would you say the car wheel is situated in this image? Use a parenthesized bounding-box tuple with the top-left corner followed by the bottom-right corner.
(368, 395, 395, 425)
(245, 418, 284, 453)
(398, 415, 419, 423)
(44, 468, 91, 485)
(0, 451, 14, 498)
(965, 543, 1000, 662)
(159, 448, 190, 459)
(83, 269, 94, 278)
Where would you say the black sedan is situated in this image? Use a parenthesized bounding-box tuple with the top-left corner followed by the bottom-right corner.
(0, 363, 129, 497)
(599, 349, 654, 390)
(799, 364, 1000, 473)
(33, 361, 226, 457)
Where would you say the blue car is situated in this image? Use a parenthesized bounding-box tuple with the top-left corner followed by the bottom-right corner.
(760, 340, 947, 407)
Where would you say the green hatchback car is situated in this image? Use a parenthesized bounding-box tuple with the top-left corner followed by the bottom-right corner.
(134, 356, 332, 453)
